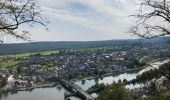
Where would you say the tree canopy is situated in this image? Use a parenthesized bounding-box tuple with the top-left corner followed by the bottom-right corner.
(0, 0, 48, 42)
(98, 83, 133, 100)
(130, 0, 170, 39)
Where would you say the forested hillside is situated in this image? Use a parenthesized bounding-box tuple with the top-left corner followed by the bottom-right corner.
(0, 38, 169, 55)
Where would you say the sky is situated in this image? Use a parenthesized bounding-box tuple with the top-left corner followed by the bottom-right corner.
(4, 0, 140, 43)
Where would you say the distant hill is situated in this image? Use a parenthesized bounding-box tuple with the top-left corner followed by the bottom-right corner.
(0, 37, 169, 55)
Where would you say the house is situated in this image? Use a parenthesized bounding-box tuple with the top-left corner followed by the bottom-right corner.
(32, 76, 44, 83)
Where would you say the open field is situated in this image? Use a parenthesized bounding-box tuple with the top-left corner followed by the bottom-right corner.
(0, 60, 20, 71)
(0, 50, 59, 58)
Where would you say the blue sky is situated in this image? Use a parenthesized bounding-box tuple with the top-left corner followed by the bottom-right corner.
(5, 0, 140, 43)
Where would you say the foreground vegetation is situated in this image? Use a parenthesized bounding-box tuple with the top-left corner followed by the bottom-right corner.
(98, 83, 133, 100)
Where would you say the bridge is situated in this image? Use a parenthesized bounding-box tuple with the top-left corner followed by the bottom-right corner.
(60, 79, 95, 100)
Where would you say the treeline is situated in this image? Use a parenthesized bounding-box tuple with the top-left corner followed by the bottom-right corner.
(0, 40, 138, 55)
(0, 37, 169, 55)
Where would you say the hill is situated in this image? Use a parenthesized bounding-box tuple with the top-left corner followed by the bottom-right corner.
(0, 38, 169, 55)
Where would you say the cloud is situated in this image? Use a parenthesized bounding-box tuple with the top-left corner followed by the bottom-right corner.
(5, 0, 140, 43)
(42, 6, 118, 34)
(77, 0, 125, 17)
(39, 0, 139, 34)
(40, 0, 130, 17)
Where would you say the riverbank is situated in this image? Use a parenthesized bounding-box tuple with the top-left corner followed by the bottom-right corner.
(1, 82, 58, 92)
(33, 82, 57, 88)
(72, 58, 169, 82)
(1, 59, 170, 100)
(3, 58, 168, 93)
(72, 67, 145, 82)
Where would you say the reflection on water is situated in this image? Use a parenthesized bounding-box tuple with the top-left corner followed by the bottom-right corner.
(1, 59, 169, 100)
(0, 86, 80, 100)
(75, 59, 170, 90)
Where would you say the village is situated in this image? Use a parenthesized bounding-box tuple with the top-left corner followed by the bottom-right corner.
(0, 43, 170, 95)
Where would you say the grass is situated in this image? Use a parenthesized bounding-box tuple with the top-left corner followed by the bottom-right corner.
(0, 50, 59, 58)
(0, 60, 19, 67)
(0, 60, 20, 70)
(41, 50, 59, 55)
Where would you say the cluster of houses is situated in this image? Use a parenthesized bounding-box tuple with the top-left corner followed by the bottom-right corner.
(0, 42, 170, 92)
(58, 56, 128, 78)
(0, 67, 58, 92)
(2, 73, 59, 92)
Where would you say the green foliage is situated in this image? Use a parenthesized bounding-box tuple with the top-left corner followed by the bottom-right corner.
(139, 56, 151, 65)
(159, 90, 170, 100)
(128, 69, 161, 84)
(98, 83, 133, 100)
(0, 60, 19, 68)
(123, 79, 128, 83)
(0, 60, 20, 72)
(145, 89, 170, 100)
(0, 40, 142, 55)
(87, 83, 105, 94)
(127, 62, 170, 85)
(0, 78, 7, 88)
(16, 66, 21, 74)
(148, 82, 157, 95)
(0, 50, 59, 58)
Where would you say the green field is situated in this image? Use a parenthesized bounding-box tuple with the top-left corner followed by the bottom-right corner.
(0, 60, 20, 71)
(0, 50, 59, 58)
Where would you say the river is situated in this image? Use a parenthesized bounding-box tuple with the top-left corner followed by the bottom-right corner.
(0, 87, 80, 100)
(1, 59, 169, 100)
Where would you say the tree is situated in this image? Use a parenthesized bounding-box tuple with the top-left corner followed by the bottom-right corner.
(130, 0, 170, 80)
(16, 66, 21, 74)
(0, 78, 7, 88)
(123, 79, 128, 83)
(0, 0, 48, 42)
(129, 0, 170, 39)
(98, 83, 133, 100)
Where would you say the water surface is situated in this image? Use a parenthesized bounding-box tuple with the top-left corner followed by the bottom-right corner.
(1, 59, 169, 100)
